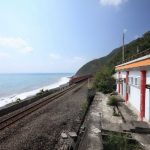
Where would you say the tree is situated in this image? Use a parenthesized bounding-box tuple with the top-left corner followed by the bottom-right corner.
(94, 68, 116, 94)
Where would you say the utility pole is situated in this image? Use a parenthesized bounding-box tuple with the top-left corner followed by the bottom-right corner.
(122, 31, 125, 63)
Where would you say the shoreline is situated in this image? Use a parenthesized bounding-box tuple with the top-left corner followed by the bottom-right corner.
(0, 76, 70, 108)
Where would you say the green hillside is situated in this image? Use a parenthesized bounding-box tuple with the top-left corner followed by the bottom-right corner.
(76, 31, 150, 76)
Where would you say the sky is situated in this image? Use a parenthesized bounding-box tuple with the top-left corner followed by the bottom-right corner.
(0, 0, 150, 73)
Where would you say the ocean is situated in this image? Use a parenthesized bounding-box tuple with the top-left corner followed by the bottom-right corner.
(0, 73, 73, 107)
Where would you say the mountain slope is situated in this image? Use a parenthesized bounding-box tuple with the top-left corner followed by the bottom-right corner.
(76, 56, 106, 76)
(76, 31, 150, 76)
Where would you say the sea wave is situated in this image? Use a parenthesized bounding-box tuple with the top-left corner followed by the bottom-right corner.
(0, 77, 70, 108)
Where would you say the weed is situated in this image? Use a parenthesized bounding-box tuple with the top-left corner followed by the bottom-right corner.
(103, 132, 143, 150)
(113, 111, 120, 116)
(107, 96, 118, 106)
(81, 101, 88, 114)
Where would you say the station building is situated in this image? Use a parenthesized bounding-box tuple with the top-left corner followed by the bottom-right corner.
(115, 50, 150, 122)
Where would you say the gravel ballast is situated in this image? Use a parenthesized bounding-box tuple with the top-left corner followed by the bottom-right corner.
(0, 83, 88, 150)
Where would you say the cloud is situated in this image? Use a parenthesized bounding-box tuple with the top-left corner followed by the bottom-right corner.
(49, 53, 61, 60)
(48, 53, 86, 64)
(47, 54, 87, 72)
(0, 37, 33, 53)
(66, 56, 87, 71)
(99, 0, 127, 7)
(0, 52, 11, 59)
(71, 56, 86, 63)
(22, 47, 33, 53)
(123, 28, 128, 33)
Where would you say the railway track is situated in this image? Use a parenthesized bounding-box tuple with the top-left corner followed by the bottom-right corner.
(0, 82, 85, 131)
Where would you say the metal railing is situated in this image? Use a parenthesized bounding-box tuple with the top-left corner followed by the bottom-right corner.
(117, 48, 150, 65)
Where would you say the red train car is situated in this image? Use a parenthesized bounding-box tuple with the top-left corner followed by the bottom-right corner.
(69, 74, 92, 85)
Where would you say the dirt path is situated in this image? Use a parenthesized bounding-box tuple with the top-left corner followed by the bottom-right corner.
(0, 83, 88, 150)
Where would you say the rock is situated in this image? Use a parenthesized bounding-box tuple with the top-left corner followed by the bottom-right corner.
(110, 91, 118, 96)
(92, 128, 101, 134)
(68, 132, 77, 138)
(61, 132, 68, 139)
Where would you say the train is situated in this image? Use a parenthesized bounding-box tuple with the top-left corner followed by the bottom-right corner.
(58, 74, 92, 90)
(69, 74, 92, 85)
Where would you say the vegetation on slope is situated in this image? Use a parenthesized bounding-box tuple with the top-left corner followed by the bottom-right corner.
(76, 31, 150, 76)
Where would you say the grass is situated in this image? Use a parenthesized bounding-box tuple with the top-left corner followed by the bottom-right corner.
(81, 101, 88, 114)
(103, 132, 143, 150)
(113, 111, 120, 117)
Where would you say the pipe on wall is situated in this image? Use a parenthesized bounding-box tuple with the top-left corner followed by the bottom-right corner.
(118, 72, 121, 93)
(126, 71, 129, 103)
(140, 70, 146, 121)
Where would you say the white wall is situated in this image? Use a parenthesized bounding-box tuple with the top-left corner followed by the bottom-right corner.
(116, 72, 119, 92)
(123, 80, 126, 98)
(117, 69, 150, 122)
(120, 71, 126, 79)
(129, 85, 140, 112)
(128, 70, 140, 113)
(129, 70, 140, 77)
(120, 71, 126, 98)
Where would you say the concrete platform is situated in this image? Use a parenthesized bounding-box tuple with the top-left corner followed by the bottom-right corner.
(78, 92, 150, 150)
(101, 93, 150, 150)
(78, 92, 103, 150)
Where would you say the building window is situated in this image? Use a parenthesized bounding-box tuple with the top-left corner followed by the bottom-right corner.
(135, 78, 137, 85)
(131, 77, 133, 85)
(124, 79, 126, 83)
(137, 77, 140, 85)
(128, 76, 140, 87)
(134, 77, 140, 85)
(128, 86, 130, 94)
(129, 77, 131, 84)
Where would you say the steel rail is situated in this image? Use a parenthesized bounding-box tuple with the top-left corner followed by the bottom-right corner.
(0, 83, 84, 131)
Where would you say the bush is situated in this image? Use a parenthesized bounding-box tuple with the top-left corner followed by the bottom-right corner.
(107, 96, 118, 106)
(36, 89, 48, 96)
(36, 89, 57, 99)
(94, 69, 116, 94)
(16, 98, 21, 104)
